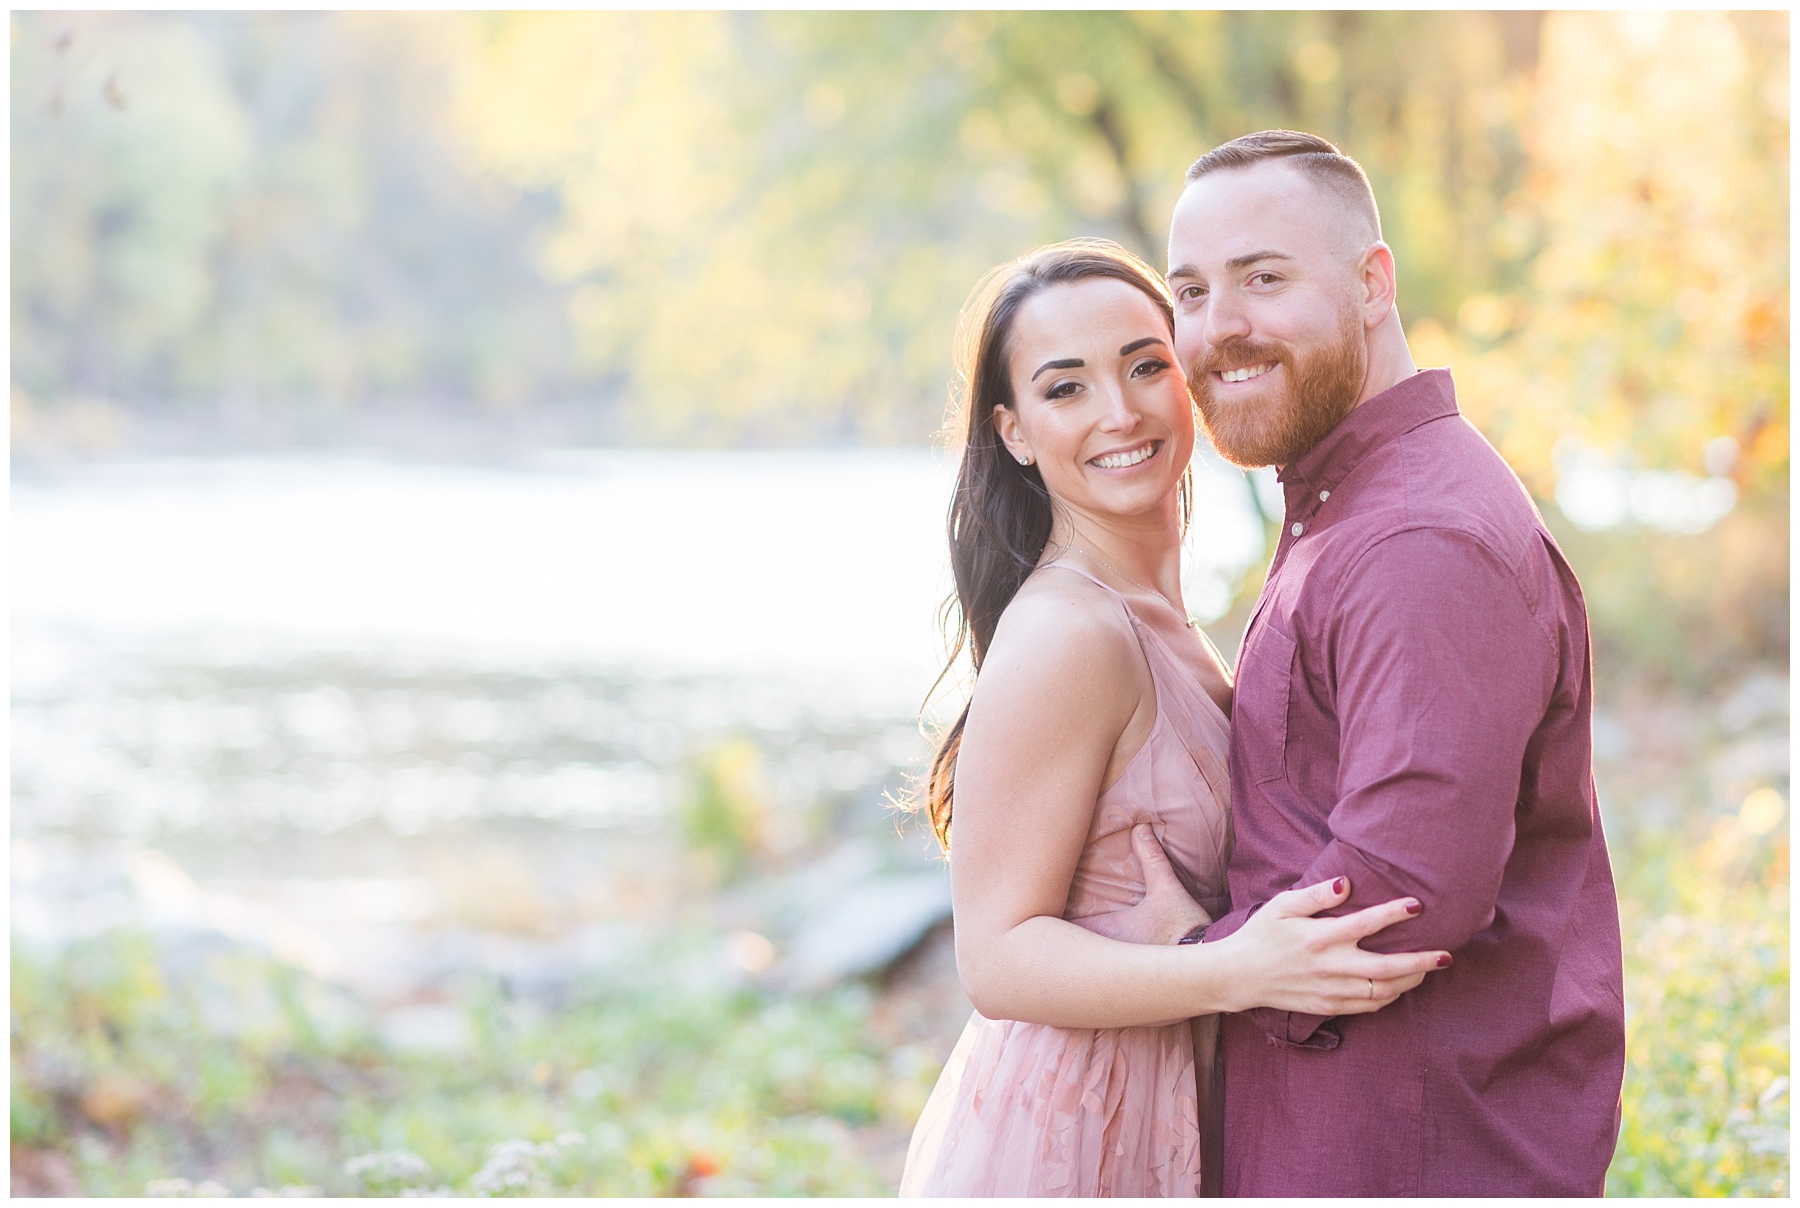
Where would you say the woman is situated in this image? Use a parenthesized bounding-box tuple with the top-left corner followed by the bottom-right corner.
(899, 240, 1448, 1197)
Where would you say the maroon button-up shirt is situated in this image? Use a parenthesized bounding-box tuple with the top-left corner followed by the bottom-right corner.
(1205, 369, 1625, 1196)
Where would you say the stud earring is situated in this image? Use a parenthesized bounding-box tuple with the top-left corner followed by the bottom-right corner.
(1018, 455, 1033, 466)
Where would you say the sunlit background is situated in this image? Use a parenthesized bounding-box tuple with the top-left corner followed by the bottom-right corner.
(10, 11, 1788, 1197)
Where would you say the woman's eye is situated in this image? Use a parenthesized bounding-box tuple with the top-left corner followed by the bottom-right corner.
(1131, 358, 1170, 377)
(1046, 380, 1080, 400)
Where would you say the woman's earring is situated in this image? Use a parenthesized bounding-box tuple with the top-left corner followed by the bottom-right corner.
(1018, 454, 1033, 466)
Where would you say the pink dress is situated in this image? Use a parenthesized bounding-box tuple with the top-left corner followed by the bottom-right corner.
(900, 564, 1233, 1198)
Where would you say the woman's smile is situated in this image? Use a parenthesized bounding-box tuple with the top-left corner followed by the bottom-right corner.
(1088, 439, 1163, 471)
(991, 276, 1197, 521)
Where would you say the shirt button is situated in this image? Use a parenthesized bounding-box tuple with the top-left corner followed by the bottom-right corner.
(1291, 522, 1305, 537)
(1319, 490, 1330, 502)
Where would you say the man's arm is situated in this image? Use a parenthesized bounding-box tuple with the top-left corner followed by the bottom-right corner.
(1209, 527, 1557, 1046)
(952, 576, 1450, 1027)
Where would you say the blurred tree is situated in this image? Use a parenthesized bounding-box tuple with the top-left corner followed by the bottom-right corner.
(442, 12, 1023, 443)
(441, 12, 1554, 445)
(12, 9, 1787, 507)
(1429, 10, 1789, 681)
(1426, 11, 1789, 502)
(12, 13, 253, 402)
(11, 12, 580, 430)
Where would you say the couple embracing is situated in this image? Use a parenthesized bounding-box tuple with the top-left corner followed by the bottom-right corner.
(899, 131, 1626, 1198)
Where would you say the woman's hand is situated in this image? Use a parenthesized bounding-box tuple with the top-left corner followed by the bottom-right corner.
(1212, 877, 1452, 1016)
(1081, 823, 1212, 945)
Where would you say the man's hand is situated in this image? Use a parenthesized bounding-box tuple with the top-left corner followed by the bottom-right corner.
(1080, 823, 1212, 945)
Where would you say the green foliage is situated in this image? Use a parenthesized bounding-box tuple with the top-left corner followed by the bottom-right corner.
(11, 932, 912, 1196)
(678, 738, 772, 882)
(1607, 799, 1789, 1196)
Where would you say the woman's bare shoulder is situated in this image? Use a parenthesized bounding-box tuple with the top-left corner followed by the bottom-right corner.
(975, 568, 1145, 712)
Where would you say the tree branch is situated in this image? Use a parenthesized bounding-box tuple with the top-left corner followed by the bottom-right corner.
(1086, 96, 1159, 263)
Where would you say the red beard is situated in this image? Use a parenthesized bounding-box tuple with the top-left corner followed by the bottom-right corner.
(1190, 305, 1367, 469)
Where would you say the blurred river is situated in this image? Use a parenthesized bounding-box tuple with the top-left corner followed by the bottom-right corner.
(14, 448, 1268, 677)
(11, 448, 1267, 1001)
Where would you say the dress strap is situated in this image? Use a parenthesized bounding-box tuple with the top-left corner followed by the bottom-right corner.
(1036, 560, 1122, 597)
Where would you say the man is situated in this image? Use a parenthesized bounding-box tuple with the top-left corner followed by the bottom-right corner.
(1165, 131, 1626, 1195)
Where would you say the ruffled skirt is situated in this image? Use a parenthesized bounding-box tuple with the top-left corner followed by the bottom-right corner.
(899, 1012, 1205, 1197)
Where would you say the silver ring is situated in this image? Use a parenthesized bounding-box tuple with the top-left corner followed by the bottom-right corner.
(1367, 978, 1376, 1000)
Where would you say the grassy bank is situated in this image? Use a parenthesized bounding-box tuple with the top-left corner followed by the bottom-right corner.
(1606, 804, 1790, 1196)
(13, 808, 1788, 1196)
(11, 931, 929, 1196)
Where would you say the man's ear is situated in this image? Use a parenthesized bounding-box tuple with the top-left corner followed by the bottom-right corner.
(991, 403, 1032, 465)
(1357, 242, 1398, 327)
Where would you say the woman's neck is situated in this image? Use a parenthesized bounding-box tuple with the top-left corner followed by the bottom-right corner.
(1045, 505, 1184, 602)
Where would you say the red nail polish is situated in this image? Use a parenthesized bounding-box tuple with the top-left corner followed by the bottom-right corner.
(1405, 900, 1423, 915)
(1436, 953, 1453, 968)
(1330, 877, 1346, 895)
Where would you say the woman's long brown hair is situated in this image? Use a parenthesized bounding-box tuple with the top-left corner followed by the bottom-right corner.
(910, 238, 1187, 853)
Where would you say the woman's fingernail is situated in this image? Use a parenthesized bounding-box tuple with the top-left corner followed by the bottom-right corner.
(1330, 877, 1346, 895)
(1405, 899, 1423, 915)
(1436, 953, 1454, 968)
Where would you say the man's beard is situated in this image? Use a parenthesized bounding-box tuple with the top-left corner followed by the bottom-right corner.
(1190, 306, 1367, 469)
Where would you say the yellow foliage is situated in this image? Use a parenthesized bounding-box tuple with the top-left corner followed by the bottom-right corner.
(1446, 12, 1788, 493)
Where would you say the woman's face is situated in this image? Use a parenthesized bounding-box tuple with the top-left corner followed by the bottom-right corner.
(994, 277, 1195, 526)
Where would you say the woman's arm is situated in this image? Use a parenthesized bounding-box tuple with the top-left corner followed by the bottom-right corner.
(949, 581, 1447, 1029)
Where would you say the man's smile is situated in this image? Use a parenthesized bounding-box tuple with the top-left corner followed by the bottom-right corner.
(1216, 362, 1277, 384)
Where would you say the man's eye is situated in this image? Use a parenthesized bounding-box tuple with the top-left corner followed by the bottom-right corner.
(1178, 285, 1203, 301)
(1251, 272, 1280, 286)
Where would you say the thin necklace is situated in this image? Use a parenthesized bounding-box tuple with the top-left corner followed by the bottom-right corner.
(1049, 541, 1200, 629)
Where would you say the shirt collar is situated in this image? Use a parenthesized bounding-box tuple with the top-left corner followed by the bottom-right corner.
(1277, 368, 1459, 516)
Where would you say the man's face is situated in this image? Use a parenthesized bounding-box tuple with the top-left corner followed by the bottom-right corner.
(1167, 161, 1372, 469)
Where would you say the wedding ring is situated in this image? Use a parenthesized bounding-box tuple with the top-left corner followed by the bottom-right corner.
(1367, 978, 1376, 1000)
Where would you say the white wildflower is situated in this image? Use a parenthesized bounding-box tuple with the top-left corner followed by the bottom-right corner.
(144, 1178, 231, 1198)
(345, 1149, 433, 1192)
(468, 1138, 557, 1197)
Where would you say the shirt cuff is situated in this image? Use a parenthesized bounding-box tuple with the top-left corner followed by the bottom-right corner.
(1245, 1007, 1341, 1051)
(1200, 902, 1257, 942)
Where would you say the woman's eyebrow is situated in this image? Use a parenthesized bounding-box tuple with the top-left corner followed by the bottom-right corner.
(1031, 357, 1083, 382)
(1120, 337, 1168, 356)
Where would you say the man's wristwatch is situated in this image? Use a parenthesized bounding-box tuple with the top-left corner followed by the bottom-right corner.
(1177, 922, 1210, 945)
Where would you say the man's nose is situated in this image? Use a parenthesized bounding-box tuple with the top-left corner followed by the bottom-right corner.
(1202, 290, 1251, 349)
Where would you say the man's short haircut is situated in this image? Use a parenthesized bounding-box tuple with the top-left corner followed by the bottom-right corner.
(1185, 130, 1382, 243)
